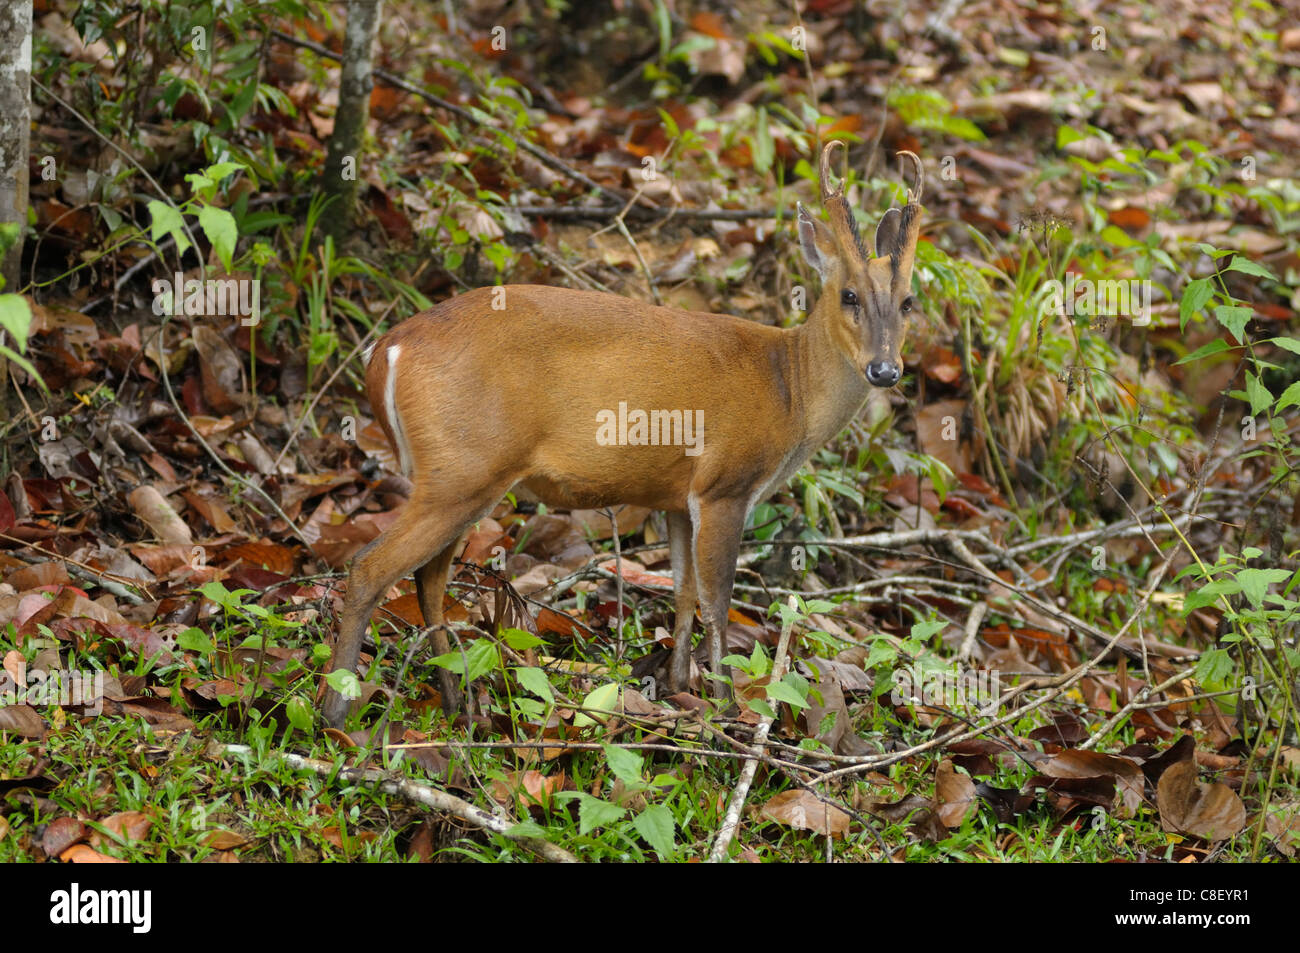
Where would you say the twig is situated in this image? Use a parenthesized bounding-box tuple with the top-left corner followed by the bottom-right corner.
(1079, 666, 1196, 751)
(2, 535, 152, 603)
(603, 507, 626, 663)
(211, 742, 578, 862)
(708, 596, 797, 863)
(956, 601, 988, 663)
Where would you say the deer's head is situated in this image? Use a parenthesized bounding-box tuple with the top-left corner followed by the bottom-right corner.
(798, 142, 924, 388)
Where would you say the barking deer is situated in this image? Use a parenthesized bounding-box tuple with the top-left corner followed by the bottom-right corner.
(322, 141, 924, 727)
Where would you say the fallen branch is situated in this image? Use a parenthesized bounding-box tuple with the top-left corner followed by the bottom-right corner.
(210, 741, 578, 863)
(708, 597, 797, 863)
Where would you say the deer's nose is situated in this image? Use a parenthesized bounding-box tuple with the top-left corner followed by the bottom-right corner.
(866, 360, 900, 388)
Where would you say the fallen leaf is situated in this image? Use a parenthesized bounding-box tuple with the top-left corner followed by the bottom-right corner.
(759, 789, 852, 838)
(1156, 760, 1245, 841)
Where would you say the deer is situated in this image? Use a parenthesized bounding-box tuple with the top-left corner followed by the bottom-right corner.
(321, 141, 925, 728)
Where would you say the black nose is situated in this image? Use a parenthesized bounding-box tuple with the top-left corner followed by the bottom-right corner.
(866, 360, 900, 387)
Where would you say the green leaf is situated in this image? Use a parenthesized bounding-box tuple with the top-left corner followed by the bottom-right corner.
(505, 819, 549, 839)
(1245, 372, 1273, 416)
(557, 792, 626, 835)
(198, 580, 234, 606)
(513, 666, 553, 703)
(431, 639, 498, 682)
(1276, 381, 1300, 412)
(1225, 257, 1277, 280)
(147, 200, 191, 255)
(864, 638, 898, 668)
(177, 627, 213, 653)
(746, 697, 777, 720)
(285, 695, 314, 731)
(324, 669, 361, 699)
(766, 674, 811, 710)
(1194, 647, 1233, 687)
(1100, 224, 1136, 248)
(502, 628, 545, 650)
(1193, 242, 1233, 259)
(0, 293, 32, 352)
(205, 161, 246, 183)
(198, 205, 238, 272)
(910, 619, 948, 642)
(631, 803, 676, 860)
(1056, 125, 1086, 149)
(1213, 305, 1252, 344)
(1236, 568, 1291, 607)
(1184, 578, 1241, 613)
(574, 681, 620, 728)
(602, 742, 644, 785)
(1179, 277, 1213, 331)
(1174, 338, 1233, 365)
(1267, 337, 1300, 355)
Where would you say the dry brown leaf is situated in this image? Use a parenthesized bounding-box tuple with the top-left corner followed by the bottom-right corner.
(43, 817, 88, 856)
(203, 829, 249, 850)
(59, 844, 126, 863)
(759, 789, 852, 838)
(1156, 760, 1245, 841)
(936, 759, 977, 828)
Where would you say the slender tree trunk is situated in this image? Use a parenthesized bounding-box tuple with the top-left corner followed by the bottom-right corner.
(321, 0, 382, 243)
(0, 0, 33, 423)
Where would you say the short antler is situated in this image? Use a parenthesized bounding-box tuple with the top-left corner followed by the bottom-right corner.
(897, 150, 924, 206)
(819, 139, 846, 203)
(818, 140, 866, 260)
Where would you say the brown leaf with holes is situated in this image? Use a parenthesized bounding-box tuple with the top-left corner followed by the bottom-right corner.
(759, 789, 852, 838)
(1156, 760, 1245, 841)
(936, 759, 977, 827)
(43, 817, 88, 856)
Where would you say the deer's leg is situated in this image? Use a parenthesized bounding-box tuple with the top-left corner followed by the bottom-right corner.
(690, 496, 749, 699)
(323, 490, 499, 728)
(415, 536, 466, 715)
(666, 510, 698, 693)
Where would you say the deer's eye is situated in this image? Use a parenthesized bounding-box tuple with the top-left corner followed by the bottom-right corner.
(901, 295, 915, 313)
(841, 289, 858, 308)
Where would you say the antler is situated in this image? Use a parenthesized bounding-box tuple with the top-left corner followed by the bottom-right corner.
(818, 140, 867, 260)
(897, 150, 924, 206)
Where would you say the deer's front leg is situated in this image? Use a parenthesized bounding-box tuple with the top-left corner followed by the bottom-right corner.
(690, 496, 749, 699)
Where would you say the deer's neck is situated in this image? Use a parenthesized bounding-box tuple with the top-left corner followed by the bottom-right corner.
(789, 303, 871, 447)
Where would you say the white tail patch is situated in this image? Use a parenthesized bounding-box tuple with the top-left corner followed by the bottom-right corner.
(384, 345, 415, 477)
(362, 340, 377, 365)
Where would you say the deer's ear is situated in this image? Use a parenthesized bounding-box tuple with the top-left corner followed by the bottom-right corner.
(875, 207, 902, 258)
(798, 203, 837, 281)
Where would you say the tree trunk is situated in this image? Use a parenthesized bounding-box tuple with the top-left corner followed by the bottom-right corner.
(321, 0, 382, 243)
(0, 0, 33, 424)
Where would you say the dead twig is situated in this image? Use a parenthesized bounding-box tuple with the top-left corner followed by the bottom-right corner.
(708, 597, 797, 862)
(212, 741, 579, 862)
